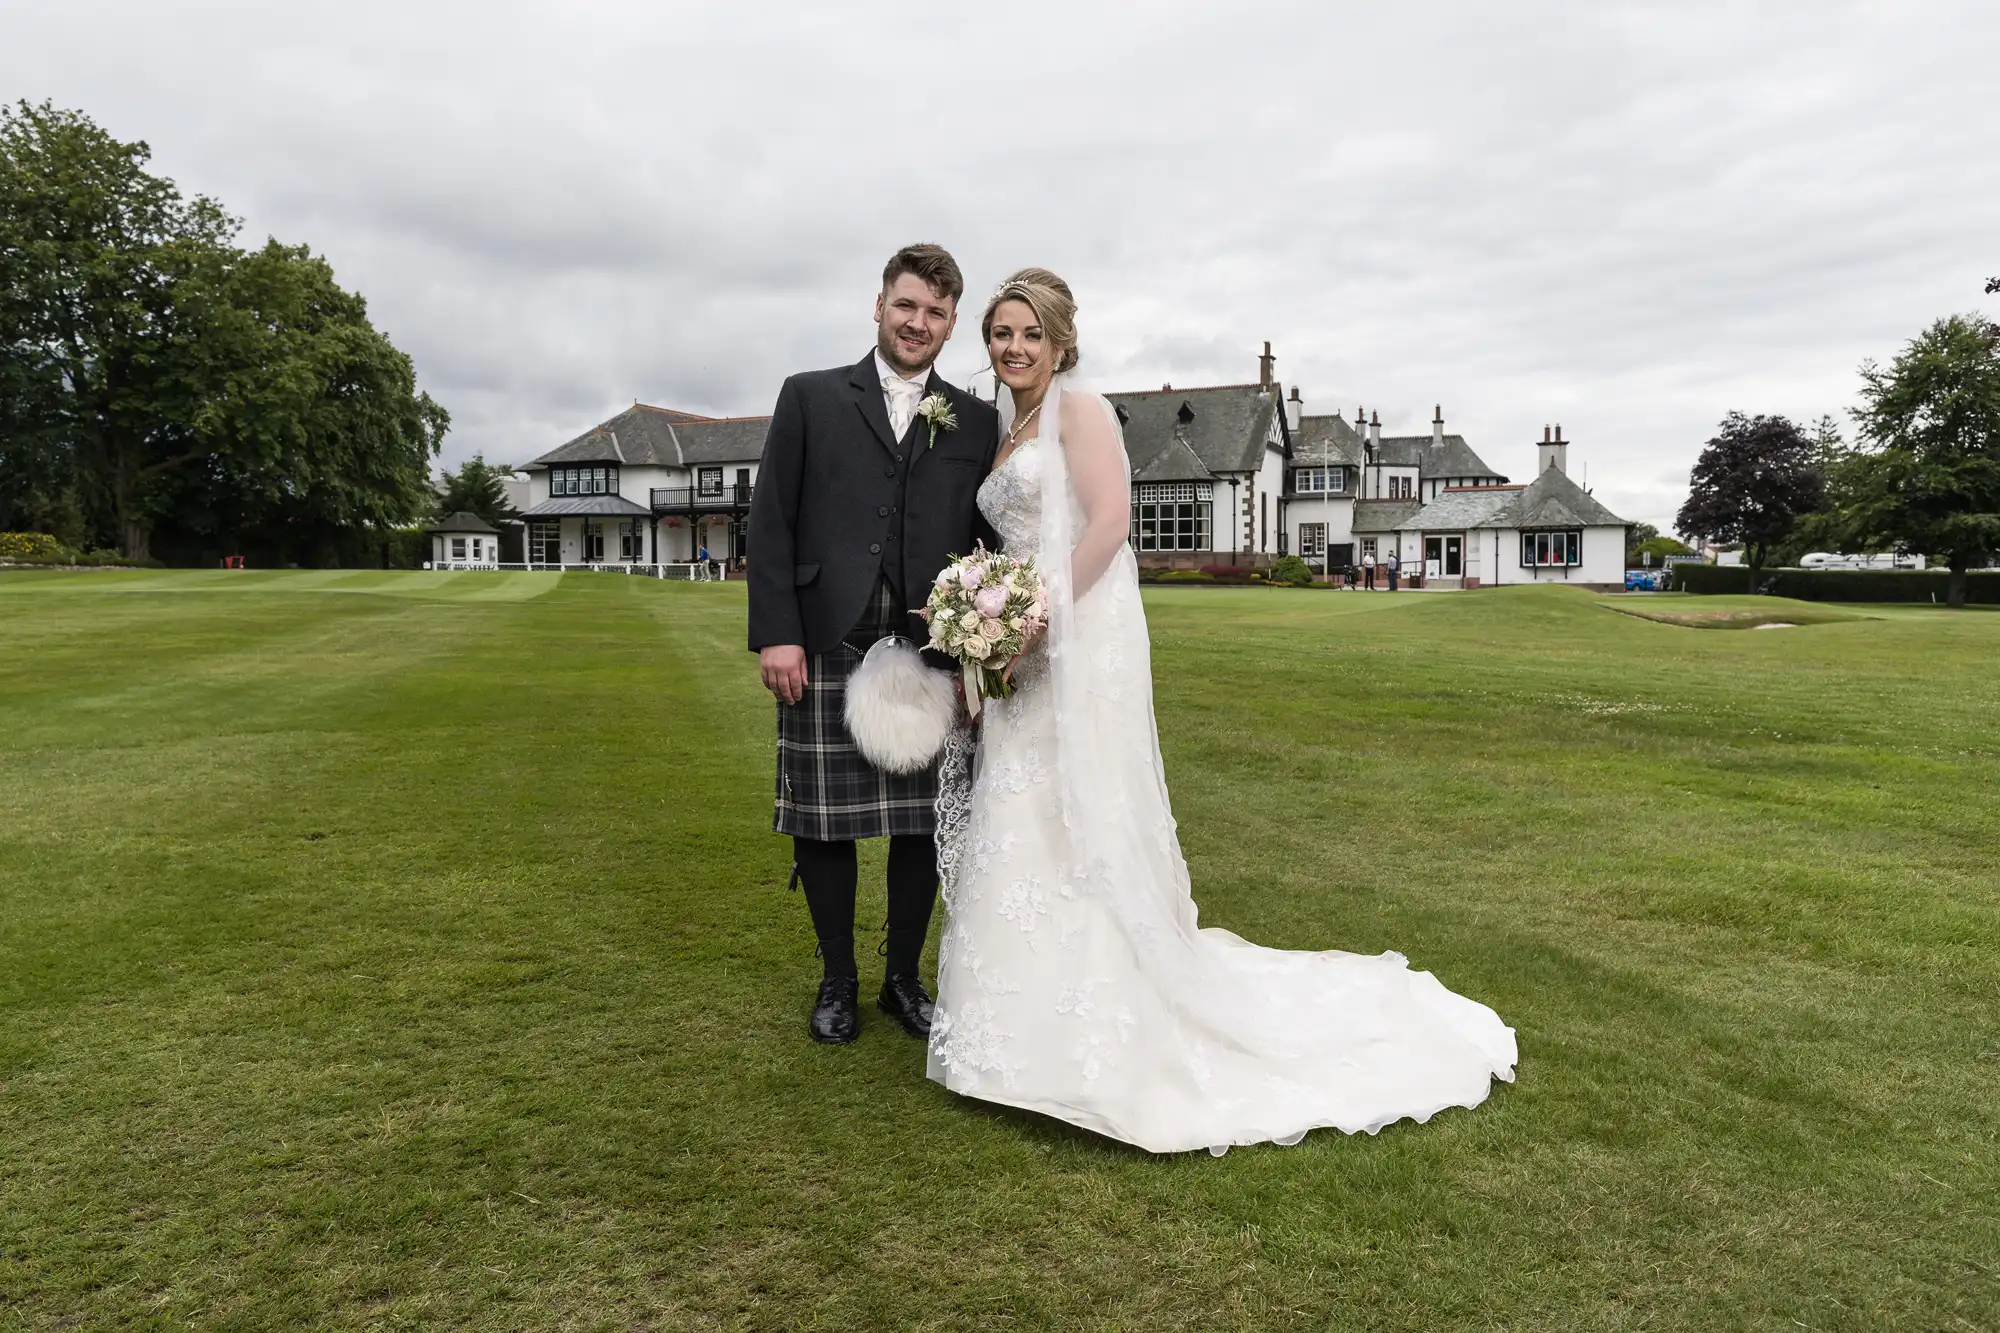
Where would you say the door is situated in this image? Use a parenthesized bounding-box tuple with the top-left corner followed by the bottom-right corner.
(530, 521, 560, 566)
(734, 468, 752, 505)
(1445, 536, 1462, 577)
(582, 520, 604, 563)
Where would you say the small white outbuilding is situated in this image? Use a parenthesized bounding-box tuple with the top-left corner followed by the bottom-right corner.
(427, 512, 502, 568)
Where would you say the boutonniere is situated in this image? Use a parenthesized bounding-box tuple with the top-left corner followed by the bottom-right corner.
(917, 393, 958, 449)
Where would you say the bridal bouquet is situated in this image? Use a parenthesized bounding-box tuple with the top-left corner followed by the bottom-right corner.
(921, 544, 1048, 708)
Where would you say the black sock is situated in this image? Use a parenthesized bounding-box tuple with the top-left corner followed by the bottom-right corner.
(792, 837, 858, 980)
(883, 834, 939, 979)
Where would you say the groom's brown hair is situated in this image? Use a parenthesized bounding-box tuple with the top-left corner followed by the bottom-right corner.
(883, 243, 964, 305)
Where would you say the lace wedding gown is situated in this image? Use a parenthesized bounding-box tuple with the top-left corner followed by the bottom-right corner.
(925, 376, 1517, 1155)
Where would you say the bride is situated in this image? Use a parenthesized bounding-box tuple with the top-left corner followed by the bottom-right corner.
(925, 268, 1518, 1154)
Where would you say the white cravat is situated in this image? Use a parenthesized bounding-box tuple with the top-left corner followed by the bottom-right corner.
(875, 350, 928, 440)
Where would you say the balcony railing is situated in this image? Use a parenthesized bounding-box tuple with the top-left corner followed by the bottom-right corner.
(651, 484, 754, 511)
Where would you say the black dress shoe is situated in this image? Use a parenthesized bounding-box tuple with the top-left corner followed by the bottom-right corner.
(877, 973, 934, 1038)
(810, 976, 860, 1044)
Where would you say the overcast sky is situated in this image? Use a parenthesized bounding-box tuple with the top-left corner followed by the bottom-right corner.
(5, 0, 1994, 529)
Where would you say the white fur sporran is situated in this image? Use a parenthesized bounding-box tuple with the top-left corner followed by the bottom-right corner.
(844, 636, 958, 774)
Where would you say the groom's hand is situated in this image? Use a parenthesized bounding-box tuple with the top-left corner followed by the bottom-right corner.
(760, 645, 808, 704)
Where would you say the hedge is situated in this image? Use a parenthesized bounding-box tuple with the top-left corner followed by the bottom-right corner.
(0, 533, 152, 567)
(1670, 562, 2000, 604)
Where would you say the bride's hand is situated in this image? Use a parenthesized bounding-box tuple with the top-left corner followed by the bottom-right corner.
(1001, 622, 1045, 683)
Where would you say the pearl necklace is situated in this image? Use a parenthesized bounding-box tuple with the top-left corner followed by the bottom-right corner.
(1006, 402, 1042, 446)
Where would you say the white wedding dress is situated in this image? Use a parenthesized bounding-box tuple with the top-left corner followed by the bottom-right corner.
(925, 375, 1517, 1154)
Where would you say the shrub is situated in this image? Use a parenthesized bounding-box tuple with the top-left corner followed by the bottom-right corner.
(1152, 570, 1216, 584)
(1199, 563, 1255, 584)
(0, 532, 71, 563)
(1268, 555, 1315, 587)
(1671, 562, 1999, 604)
(381, 528, 430, 570)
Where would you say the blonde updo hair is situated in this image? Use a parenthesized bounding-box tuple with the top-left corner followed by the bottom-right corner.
(981, 267, 1080, 374)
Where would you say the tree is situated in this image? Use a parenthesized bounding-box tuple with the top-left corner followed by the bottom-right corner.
(197, 241, 449, 558)
(1631, 535, 1691, 566)
(0, 101, 240, 557)
(1822, 314, 2000, 607)
(434, 455, 519, 530)
(1674, 412, 1826, 579)
(0, 102, 446, 560)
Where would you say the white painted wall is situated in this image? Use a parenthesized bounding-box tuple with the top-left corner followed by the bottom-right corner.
(1285, 495, 1356, 561)
(431, 532, 499, 566)
(1254, 445, 1286, 555)
(1481, 524, 1626, 586)
(1358, 465, 1420, 501)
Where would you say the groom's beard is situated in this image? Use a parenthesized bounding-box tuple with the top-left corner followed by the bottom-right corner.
(877, 326, 939, 379)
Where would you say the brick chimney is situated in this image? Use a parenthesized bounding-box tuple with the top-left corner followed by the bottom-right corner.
(1286, 385, 1303, 433)
(1537, 423, 1568, 477)
(1258, 341, 1275, 388)
(1432, 404, 1444, 448)
(1368, 409, 1381, 450)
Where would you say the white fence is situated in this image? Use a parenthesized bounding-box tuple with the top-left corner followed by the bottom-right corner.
(424, 561, 729, 580)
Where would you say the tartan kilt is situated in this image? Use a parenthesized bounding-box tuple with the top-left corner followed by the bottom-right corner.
(773, 578, 940, 840)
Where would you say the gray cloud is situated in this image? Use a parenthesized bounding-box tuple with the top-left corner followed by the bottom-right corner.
(4, 0, 1993, 528)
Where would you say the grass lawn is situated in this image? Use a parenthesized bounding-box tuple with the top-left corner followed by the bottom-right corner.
(1, 570, 1994, 1331)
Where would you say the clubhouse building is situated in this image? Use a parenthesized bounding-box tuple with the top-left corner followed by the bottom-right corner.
(507, 346, 1631, 588)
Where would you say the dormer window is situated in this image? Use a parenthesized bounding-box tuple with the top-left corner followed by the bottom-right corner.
(1293, 467, 1345, 493)
(550, 465, 619, 497)
(1176, 402, 1196, 426)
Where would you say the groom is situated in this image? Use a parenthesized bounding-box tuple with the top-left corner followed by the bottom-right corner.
(748, 243, 1001, 1045)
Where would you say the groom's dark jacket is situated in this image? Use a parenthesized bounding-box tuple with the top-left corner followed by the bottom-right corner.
(748, 351, 1002, 658)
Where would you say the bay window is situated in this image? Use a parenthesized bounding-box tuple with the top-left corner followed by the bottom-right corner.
(1521, 530, 1581, 567)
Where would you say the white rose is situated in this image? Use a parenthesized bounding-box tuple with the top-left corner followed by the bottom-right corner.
(959, 610, 980, 630)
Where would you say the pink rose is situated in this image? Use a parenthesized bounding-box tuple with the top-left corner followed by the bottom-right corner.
(974, 586, 1007, 618)
(979, 618, 1004, 640)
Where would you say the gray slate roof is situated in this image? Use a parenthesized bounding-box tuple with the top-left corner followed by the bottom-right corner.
(530, 404, 769, 468)
(1109, 384, 1284, 479)
(519, 495, 653, 518)
(426, 510, 501, 534)
(1366, 432, 1506, 480)
(1294, 414, 1503, 481)
(1391, 464, 1629, 533)
(1400, 488, 1519, 532)
(1351, 499, 1423, 533)
(673, 416, 771, 465)
(1130, 431, 1216, 484)
(1292, 415, 1365, 466)
(1507, 463, 1627, 527)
